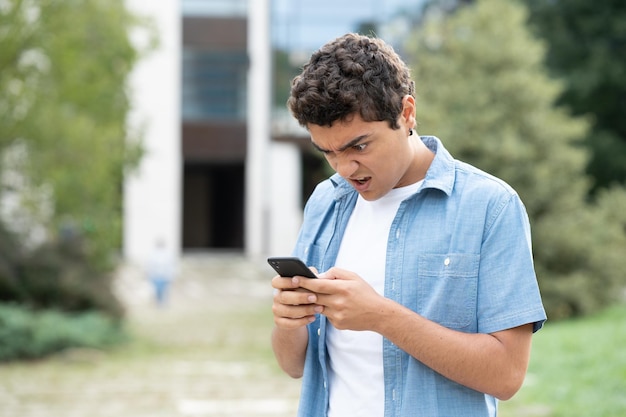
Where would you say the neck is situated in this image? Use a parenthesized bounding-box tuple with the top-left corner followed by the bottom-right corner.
(408, 136, 435, 183)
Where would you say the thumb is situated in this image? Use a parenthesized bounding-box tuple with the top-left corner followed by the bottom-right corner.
(317, 270, 337, 280)
(319, 267, 357, 281)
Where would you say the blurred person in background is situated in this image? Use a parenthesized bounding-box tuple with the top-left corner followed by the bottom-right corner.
(146, 238, 176, 308)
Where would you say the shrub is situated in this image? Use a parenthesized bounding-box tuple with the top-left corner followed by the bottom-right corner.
(0, 303, 127, 362)
(0, 221, 124, 320)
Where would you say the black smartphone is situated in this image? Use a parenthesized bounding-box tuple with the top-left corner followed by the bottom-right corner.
(267, 257, 317, 279)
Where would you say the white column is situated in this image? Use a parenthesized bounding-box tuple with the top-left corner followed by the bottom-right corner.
(268, 142, 303, 256)
(246, 0, 272, 260)
(123, 0, 181, 264)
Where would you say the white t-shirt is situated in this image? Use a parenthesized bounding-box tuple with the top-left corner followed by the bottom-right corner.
(327, 181, 422, 417)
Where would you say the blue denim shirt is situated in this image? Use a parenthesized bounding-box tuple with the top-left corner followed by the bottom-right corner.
(292, 136, 547, 417)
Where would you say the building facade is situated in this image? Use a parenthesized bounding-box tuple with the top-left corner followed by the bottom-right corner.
(123, 0, 424, 265)
(124, 0, 304, 265)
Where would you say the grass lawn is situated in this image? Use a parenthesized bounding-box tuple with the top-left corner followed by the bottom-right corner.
(500, 304, 626, 417)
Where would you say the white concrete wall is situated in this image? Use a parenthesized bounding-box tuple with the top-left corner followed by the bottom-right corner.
(123, 0, 181, 265)
(268, 142, 303, 256)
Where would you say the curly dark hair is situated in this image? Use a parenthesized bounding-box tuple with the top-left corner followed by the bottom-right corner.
(287, 33, 415, 130)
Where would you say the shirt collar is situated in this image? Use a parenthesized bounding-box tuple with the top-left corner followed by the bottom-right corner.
(420, 136, 455, 196)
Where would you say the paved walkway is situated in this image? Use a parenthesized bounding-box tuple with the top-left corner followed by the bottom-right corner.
(114, 252, 302, 417)
(115, 252, 276, 312)
(0, 252, 302, 417)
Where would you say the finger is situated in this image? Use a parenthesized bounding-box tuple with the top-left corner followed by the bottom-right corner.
(296, 276, 338, 295)
(318, 267, 351, 280)
(272, 302, 323, 321)
(275, 288, 317, 306)
(271, 275, 300, 290)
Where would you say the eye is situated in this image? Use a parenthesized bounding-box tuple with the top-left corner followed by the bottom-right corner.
(353, 143, 367, 152)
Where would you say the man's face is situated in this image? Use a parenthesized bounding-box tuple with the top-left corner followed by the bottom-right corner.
(308, 99, 419, 201)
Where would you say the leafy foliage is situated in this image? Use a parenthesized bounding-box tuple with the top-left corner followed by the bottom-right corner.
(525, 0, 626, 193)
(0, 219, 124, 319)
(0, 302, 126, 362)
(0, 0, 150, 270)
(406, 0, 626, 319)
(0, 0, 154, 320)
(273, 49, 303, 108)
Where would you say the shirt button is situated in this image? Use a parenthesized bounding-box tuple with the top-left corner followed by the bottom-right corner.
(444, 257, 450, 266)
(317, 328, 321, 336)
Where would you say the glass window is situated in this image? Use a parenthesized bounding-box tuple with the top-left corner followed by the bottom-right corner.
(182, 48, 248, 121)
(271, 0, 426, 113)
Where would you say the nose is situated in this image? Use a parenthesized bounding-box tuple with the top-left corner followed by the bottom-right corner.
(332, 154, 358, 178)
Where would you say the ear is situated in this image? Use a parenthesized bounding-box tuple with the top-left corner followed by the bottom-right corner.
(400, 95, 416, 133)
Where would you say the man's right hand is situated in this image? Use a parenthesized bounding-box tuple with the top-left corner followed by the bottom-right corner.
(271, 274, 324, 329)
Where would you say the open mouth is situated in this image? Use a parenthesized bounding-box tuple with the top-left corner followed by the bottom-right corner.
(350, 176, 372, 190)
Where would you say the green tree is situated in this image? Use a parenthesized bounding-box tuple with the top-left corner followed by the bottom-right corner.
(273, 49, 302, 108)
(405, 0, 626, 319)
(0, 0, 152, 316)
(524, 0, 626, 193)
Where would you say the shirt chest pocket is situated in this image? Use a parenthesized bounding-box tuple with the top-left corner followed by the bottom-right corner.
(416, 254, 480, 331)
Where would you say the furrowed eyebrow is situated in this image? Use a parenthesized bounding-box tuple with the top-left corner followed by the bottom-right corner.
(311, 134, 370, 154)
(310, 141, 328, 153)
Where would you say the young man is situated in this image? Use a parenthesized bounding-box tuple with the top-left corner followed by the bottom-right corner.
(271, 33, 546, 417)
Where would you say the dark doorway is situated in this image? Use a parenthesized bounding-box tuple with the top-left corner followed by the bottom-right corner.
(182, 163, 244, 249)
